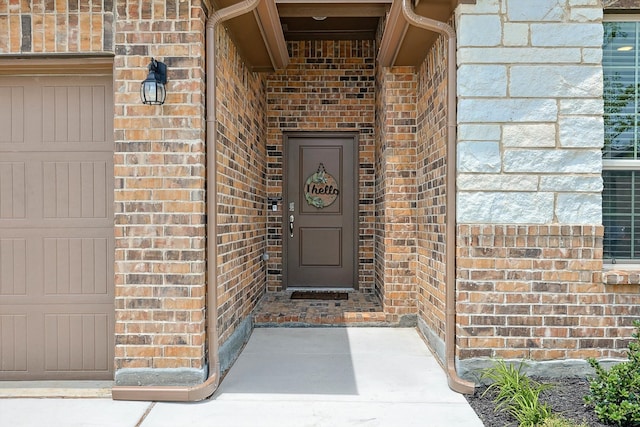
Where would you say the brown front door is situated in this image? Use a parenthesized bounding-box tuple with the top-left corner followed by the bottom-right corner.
(285, 133, 357, 289)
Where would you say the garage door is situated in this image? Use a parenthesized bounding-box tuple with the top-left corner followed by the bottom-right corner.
(0, 74, 114, 380)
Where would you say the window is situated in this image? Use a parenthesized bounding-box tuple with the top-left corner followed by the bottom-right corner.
(603, 19, 640, 261)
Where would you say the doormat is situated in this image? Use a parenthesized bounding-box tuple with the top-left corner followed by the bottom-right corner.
(290, 291, 349, 300)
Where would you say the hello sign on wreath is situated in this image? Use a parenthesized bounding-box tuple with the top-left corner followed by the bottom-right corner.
(304, 163, 339, 209)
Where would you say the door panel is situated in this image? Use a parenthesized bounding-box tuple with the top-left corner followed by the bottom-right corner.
(0, 75, 114, 380)
(285, 134, 357, 288)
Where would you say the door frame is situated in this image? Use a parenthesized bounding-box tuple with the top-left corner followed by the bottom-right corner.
(282, 131, 360, 290)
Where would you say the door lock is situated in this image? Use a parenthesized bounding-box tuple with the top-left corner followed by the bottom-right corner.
(289, 214, 295, 238)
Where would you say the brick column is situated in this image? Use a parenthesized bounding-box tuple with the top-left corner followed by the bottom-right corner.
(375, 67, 418, 323)
(113, 0, 208, 386)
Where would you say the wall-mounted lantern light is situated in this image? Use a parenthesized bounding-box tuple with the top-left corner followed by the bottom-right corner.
(140, 58, 167, 105)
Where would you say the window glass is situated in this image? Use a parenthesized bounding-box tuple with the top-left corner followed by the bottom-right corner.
(603, 171, 638, 258)
(604, 22, 639, 160)
(603, 21, 640, 261)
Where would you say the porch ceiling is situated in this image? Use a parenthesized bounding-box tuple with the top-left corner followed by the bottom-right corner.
(211, 0, 476, 71)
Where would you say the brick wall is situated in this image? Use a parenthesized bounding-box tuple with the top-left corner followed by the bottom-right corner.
(374, 67, 388, 303)
(1, 0, 268, 383)
(265, 40, 376, 292)
(457, 225, 640, 361)
(453, 0, 640, 371)
(375, 66, 418, 321)
(113, 0, 208, 381)
(215, 26, 267, 345)
(0, 0, 113, 53)
(8, 0, 640, 384)
(113, 0, 267, 382)
(416, 34, 448, 342)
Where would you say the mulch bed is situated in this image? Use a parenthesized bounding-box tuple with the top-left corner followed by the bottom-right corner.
(465, 377, 610, 426)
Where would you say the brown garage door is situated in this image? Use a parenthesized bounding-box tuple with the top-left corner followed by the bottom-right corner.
(0, 74, 114, 380)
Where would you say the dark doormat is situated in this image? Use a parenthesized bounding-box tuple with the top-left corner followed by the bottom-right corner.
(290, 291, 349, 300)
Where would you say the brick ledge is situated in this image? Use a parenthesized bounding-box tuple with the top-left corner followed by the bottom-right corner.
(603, 266, 640, 285)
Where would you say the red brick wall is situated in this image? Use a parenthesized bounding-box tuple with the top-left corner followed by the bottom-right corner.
(113, 1, 266, 372)
(265, 40, 376, 292)
(416, 35, 448, 340)
(214, 26, 267, 345)
(375, 66, 418, 321)
(457, 225, 640, 360)
(113, 0, 208, 372)
(0, 0, 113, 53)
(0, 0, 213, 374)
(374, 68, 388, 303)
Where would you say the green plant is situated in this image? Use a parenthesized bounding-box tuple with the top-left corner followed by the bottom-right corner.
(509, 385, 552, 427)
(584, 320, 640, 427)
(539, 415, 588, 427)
(481, 360, 553, 427)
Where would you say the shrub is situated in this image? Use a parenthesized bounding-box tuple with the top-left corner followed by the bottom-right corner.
(481, 360, 552, 427)
(539, 415, 588, 427)
(584, 320, 640, 427)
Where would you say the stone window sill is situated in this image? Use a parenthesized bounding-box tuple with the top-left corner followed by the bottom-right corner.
(603, 265, 640, 285)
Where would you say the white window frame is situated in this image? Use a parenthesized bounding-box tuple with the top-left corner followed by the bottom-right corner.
(603, 15, 640, 264)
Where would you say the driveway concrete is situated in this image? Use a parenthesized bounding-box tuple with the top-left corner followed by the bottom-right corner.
(0, 327, 483, 427)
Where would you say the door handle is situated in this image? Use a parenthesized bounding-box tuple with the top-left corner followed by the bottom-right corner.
(289, 215, 295, 238)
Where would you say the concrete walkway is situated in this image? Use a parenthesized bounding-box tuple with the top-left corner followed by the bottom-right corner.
(0, 328, 483, 427)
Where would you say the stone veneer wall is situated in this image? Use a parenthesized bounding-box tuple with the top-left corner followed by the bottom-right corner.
(265, 40, 376, 293)
(455, 0, 640, 374)
(456, 0, 603, 224)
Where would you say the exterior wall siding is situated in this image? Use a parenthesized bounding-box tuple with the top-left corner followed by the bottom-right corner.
(375, 66, 419, 321)
(4, 0, 640, 386)
(214, 27, 267, 346)
(457, 0, 603, 225)
(416, 33, 449, 344)
(265, 40, 376, 293)
(455, 0, 640, 372)
(374, 65, 388, 305)
(0, 0, 114, 53)
(113, 0, 209, 384)
(113, 2, 266, 383)
(456, 225, 625, 360)
(1, 0, 267, 385)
